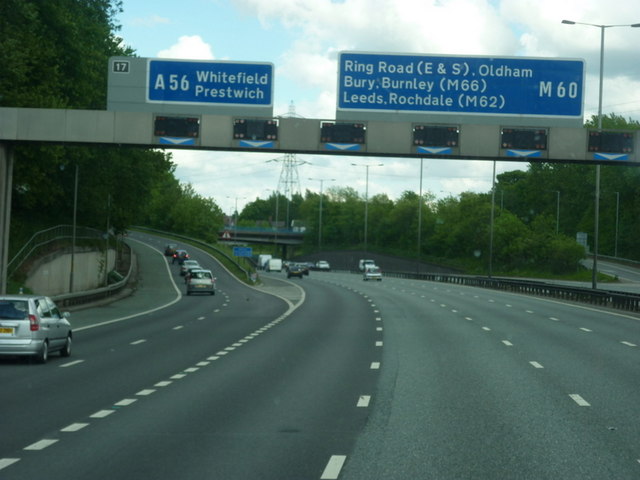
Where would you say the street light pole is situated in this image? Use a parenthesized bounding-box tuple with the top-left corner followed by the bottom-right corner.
(69, 164, 78, 292)
(561, 20, 640, 289)
(309, 177, 335, 252)
(554, 190, 560, 235)
(614, 191, 620, 258)
(352, 163, 383, 253)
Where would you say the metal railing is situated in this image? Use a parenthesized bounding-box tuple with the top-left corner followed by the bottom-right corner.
(7, 225, 104, 279)
(381, 271, 640, 313)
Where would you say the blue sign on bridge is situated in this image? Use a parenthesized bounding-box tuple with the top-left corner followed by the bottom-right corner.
(338, 52, 584, 118)
(147, 59, 273, 107)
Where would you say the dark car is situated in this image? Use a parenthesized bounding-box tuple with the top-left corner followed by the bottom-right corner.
(287, 263, 306, 279)
(164, 243, 178, 256)
(172, 249, 189, 264)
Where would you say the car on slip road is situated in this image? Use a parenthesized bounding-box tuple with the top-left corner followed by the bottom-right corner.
(186, 269, 216, 295)
(180, 259, 200, 276)
(0, 295, 72, 363)
(172, 249, 190, 264)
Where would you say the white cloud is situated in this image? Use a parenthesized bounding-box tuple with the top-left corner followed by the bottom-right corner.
(157, 35, 215, 60)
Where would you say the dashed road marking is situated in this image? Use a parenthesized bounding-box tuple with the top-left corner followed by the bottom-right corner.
(621, 341, 637, 347)
(321, 455, 347, 479)
(502, 340, 513, 346)
(24, 439, 58, 451)
(579, 327, 592, 332)
(0, 459, 19, 471)
(370, 362, 380, 369)
(136, 389, 156, 396)
(114, 398, 137, 406)
(357, 395, 371, 407)
(90, 410, 115, 418)
(529, 361, 544, 369)
(60, 360, 84, 368)
(60, 423, 89, 432)
(569, 394, 590, 407)
(130, 339, 146, 345)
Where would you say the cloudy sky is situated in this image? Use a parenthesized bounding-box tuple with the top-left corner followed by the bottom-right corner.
(115, 0, 640, 215)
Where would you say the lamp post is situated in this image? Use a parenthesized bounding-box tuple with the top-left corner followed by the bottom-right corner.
(614, 191, 620, 257)
(553, 190, 560, 234)
(308, 177, 335, 252)
(561, 19, 640, 288)
(69, 164, 78, 292)
(351, 162, 383, 253)
(227, 196, 246, 242)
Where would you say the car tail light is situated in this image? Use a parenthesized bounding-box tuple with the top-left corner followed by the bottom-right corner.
(29, 314, 40, 332)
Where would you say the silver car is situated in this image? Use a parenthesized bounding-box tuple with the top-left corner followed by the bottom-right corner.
(0, 295, 72, 363)
(186, 269, 216, 295)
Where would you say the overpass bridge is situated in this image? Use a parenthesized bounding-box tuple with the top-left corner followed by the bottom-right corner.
(219, 226, 305, 258)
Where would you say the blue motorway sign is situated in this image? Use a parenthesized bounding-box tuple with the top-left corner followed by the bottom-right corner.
(338, 52, 584, 118)
(233, 246, 253, 257)
(147, 59, 273, 106)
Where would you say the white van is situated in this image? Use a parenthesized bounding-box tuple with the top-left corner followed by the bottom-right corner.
(267, 258, 283, 272)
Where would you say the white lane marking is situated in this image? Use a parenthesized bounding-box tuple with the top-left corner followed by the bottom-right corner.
(214, 309, 221, 313)
(24, 439, 58, 450)
(60, 360, 84, 368)
(502, 340, 513, 346)
(0, 459, 20, 470)
(75, 239, 182, 332)
(482, 327, 491, 331)
(136, 389, 156, 396)
(196, 361, 210, 367)
(114, 398, 137, 406)
(579, 327, 592, 332)
(155, 381, 172, 387)
(171, 374, 186, 380)
(184, 367, 199, 373)
(130, 339, 146, 345)
(173, 325, 184, 330)
(370, 362, 381, 369)
(90, 410, 114, 418)
(224, 347, 235, 352)
(569, 394, 590, 406)
(207, 356, 220, 361)
(549, 317, 560, 321)
(321, 455, 347, 479)
(529, 361, 544, 369)
(61, 423, 89, 432)
(375, 341, 383, 347)
(375, 317, 382, 321)
(376, 327, 383, 331)
(488, 299, 495, 303)
(357, 395, 371, 407)
(232, 343, 243, 347)
(452, 309, 458, 313)
(440, 304, 447, 308)
(621, 341, 637, 347)
(197, 316, 205, 320)
(506, 304, 512, 308)
(526, 310, 534, 314)
(465, 317, 473, 321)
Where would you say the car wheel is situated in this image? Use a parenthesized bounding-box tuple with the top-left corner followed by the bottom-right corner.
(186, 291, 191, 296)
(60, 335, 72, 357)
(35, 341, 49, 364)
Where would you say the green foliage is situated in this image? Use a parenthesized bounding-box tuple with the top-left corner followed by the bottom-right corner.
(2, 0, 224, 252)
